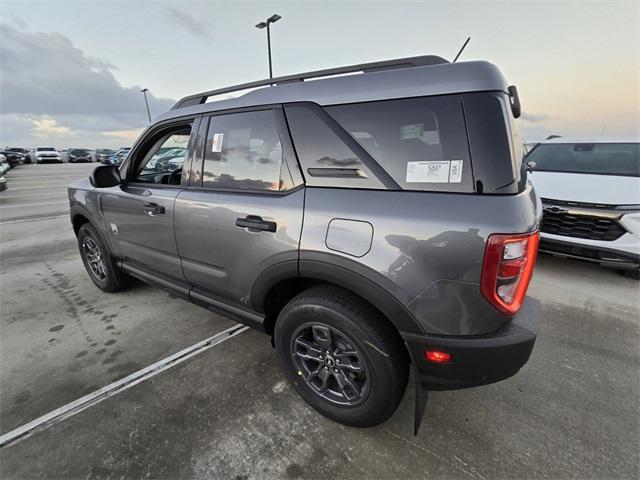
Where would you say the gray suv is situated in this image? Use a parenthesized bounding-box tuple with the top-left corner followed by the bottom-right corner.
(68, 55, 541, 433)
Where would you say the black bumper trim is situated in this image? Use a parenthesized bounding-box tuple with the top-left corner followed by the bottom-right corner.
(539, 238, 640, 269)
(401, 297, 540, 391)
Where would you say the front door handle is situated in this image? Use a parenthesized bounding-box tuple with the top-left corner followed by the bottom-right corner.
(235, 215, 277, 233)
(142, 202, 165, 217)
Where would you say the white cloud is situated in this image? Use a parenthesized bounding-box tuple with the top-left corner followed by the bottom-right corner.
(163, 6, 215, 39)
(102, 128, 146, 144)
(0, 23, 175, 147)
(521, 112, 556, 123)
(30, 116, 73, 139)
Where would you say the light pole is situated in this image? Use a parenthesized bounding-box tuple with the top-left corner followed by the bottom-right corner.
(255, 14, 281, 79)
(140, 88, 151, 123)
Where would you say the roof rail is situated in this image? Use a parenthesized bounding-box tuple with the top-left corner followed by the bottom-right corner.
(171, 54, 449, 110)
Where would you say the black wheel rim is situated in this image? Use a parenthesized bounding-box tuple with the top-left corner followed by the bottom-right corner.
(291, 323, 370, 407)
(82, 236, 107, 280)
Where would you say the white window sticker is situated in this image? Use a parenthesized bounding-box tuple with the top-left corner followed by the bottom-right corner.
(449, 160, 463, 183)
(401, 123, 424, 140)
(406, 161, 451, 183)
(211, 133, 224, 152)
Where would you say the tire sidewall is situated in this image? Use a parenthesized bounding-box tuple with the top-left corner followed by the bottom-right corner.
(275, 301, 401, 427)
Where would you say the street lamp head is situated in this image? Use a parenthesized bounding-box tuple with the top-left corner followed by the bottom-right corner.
(267, 14, 282, 24)
(140, 88, 149, 93)
(255, 22, 267, 29)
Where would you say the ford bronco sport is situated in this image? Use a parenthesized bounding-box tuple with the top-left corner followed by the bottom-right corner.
(68, 55, 541, 433)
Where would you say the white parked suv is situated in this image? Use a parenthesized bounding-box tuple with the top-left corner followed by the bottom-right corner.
(527, 137, 640, 279)
(35, 146, 62, 163)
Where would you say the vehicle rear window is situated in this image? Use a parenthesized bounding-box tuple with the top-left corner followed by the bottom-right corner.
(325, 95, 474, 192)
(527, 143, 640, 177)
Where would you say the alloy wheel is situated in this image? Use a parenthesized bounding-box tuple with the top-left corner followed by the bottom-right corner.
(82, 237, 107, 280)
(291, 323, 370, 406)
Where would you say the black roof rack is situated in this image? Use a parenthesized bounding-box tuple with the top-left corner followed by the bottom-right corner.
(171, 54, 449, 110)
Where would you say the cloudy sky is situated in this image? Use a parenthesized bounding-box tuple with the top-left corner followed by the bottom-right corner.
(1, 0, 638, 148)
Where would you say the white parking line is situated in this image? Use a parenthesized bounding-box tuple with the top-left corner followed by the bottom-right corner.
(0, 214, 69, 225)
(0, 201, 68, 209)
(0, 324, 249, 449)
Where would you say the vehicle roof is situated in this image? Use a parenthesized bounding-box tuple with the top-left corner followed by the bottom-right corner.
(155, 60, 509, 123)
(537, 136, 640, 144)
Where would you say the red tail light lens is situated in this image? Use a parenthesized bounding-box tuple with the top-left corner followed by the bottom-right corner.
(480, 231, 539, 316)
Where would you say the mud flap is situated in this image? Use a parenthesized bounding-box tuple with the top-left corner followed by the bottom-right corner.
(413, 374, 429, 435)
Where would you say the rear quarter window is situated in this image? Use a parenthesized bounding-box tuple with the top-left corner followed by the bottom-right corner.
(462, 92, 521, 194)
(284, 103, 387, 189)
(325, 95, 474, 193)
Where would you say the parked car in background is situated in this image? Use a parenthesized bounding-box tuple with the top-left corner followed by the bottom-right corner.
(35, 147, 62, 163)
(95, 148, 116, 164)
(68, 148, 92, 163)
(523, 142, 539, 155)
(0, 154, 10, 175)
(69, 55, 541, 432)
(0, 175, 6, 192)
(527, 137, 640, 279)
(143, 147, 187, 172)
(0, 149, 27, 167)
(106, 147, 130, 166)
(5, 147, 32, 164)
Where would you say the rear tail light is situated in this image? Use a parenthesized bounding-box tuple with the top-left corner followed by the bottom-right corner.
(480, 231, 539, 316)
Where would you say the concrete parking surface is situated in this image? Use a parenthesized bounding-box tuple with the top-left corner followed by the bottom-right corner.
(1, 164, 639, 479)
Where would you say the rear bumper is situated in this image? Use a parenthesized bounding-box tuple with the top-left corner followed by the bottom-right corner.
(540, 235, 640, 269)
(401, 297, 540, 391)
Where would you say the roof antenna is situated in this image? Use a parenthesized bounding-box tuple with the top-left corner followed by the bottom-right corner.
(453, 37, 471, 63)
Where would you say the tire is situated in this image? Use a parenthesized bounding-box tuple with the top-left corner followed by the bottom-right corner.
(77, 223, 130, 292)
(275, 285, 409, 428)
(620, 268, 640, 280)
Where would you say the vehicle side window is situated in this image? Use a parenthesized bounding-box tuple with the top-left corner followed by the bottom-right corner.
(462, 92, 518, 194)
(325, 96, 474, 193)
(202, 110, 286, 191)
(132, 123, 192, 185)
(284, 104, 386, 189)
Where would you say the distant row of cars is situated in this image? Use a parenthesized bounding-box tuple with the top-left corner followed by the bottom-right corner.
(0, 146, 131, 165)
(0, 152, 16, 191)
(0, 146, 132, 192)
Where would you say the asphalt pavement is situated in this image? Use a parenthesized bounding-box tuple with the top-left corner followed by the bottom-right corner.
(0, 163, 638, 479)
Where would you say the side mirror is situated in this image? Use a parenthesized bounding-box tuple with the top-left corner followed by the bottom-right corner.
(90, 165, 121, 188)
(526, 161, 536, 173)
(508, 85, 522, 119)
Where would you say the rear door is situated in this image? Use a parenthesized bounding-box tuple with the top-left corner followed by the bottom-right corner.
(101, 118, 199, 291)
(174, 107, 304, 317)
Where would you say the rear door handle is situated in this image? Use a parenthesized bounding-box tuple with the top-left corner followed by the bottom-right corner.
(235, 215, 277, 233)
(142, 202, 165, 217)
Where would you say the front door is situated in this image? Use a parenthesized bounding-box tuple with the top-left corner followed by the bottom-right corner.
(101, 119, 198, 288)
(174, 108, 304, 311)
